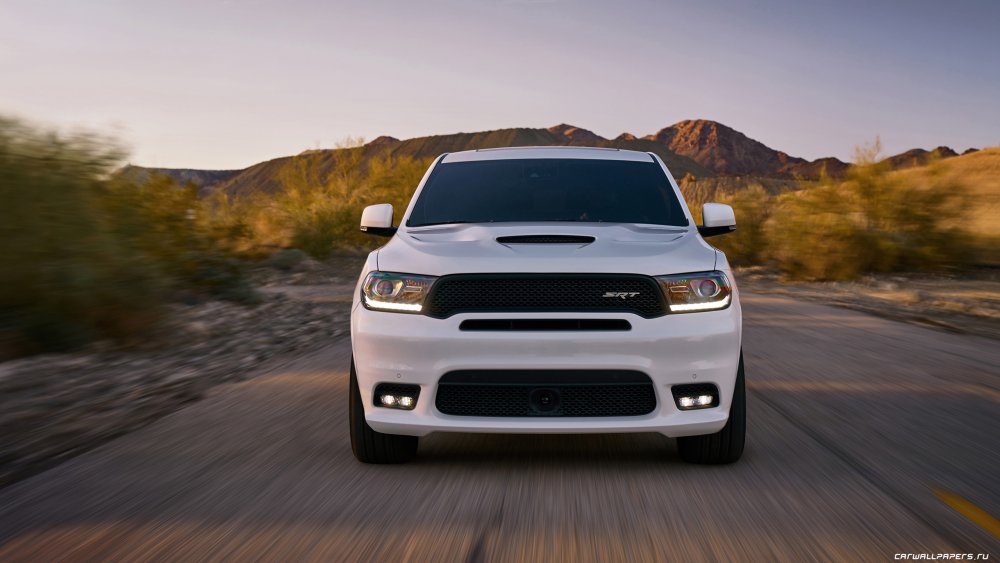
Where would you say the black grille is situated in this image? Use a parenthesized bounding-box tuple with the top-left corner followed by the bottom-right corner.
(496, 235, 595, 244)
(459, 318, 631, 331)
(423, 274, 666, 318)
(435, 370, 657, 417)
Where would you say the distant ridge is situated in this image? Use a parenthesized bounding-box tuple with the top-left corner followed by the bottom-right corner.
(118, 165, 241, 188)
(789, 157, 850, 180)
(126, 120, 973, 197)
(881, 146, 958, 169)
(547, 124, 606, 144)
(366, 135, 400, 146)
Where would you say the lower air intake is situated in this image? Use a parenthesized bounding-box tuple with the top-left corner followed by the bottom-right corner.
(435, 370, 656, 417)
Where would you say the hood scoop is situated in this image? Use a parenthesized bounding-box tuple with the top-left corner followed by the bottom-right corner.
(496, 234, 596, 245)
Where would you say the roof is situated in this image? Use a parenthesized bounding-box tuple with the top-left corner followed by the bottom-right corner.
(441, 146, 655, 163)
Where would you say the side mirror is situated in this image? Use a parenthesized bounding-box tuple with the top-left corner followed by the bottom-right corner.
(360, 203, 397, 237)
(698, 203, 736, 238)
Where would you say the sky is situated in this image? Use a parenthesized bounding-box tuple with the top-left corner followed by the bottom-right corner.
(1, 0, 998, 170)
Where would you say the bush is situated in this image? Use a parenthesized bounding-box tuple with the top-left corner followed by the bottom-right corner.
(101, 171, 256, 300)
(767, 184, 876, 280)
(289, 204, 355, 257)
(212, 150, 433, 257)
(0, 117, 254, 357)
(0, 117, 164, 355)
(182, 251, 259, 304)
(768, 140, 972, 280)
(713, 185, 773, 266)
(265, 248, 308, 271)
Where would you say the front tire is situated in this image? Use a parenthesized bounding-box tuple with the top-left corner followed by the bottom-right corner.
(677, 352, 746, 464)
(349, 360, 418, 464)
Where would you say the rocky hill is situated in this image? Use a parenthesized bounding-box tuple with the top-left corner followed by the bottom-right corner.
(642, 119, 807, 176)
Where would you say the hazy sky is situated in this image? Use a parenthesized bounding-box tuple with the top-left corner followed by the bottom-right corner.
(2, 0, 998, 169)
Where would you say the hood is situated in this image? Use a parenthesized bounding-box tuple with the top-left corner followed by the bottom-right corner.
(376, 223, 718, 276)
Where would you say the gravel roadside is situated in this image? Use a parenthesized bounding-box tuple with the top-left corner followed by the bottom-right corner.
(0, 255, 366, 488)
(737, 267, 1000, 340)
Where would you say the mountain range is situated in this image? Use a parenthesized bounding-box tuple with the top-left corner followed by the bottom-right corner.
(125, 119, 975, 198)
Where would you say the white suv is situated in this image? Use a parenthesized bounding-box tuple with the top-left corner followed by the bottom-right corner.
(350, 146, 744, 464)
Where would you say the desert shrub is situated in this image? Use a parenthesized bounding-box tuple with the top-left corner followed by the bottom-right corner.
(218, 150, 433, 257)
(340, 153, 430, 246)
(265, 248, 308, 270)
(278, 155, 347, 257)
(180, 251, 258, 304)
(768, 140, 972, 280)
(713, 184, 774, 266)
(289, 204, 355, 256)
(101, 172, 256, 300)
(679, 176, 798, 218)
(0, 117, 254, 357)
(0, 117, 163, 355)
(198, 189, 256, 255)
(767, 184, 876, 280)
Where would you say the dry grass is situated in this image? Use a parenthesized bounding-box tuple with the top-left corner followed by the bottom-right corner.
(894, 147, 1000, 264)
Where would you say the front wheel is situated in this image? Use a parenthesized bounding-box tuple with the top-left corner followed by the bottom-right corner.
(349, 359, 418, 464)
(677, 352, 746, 464)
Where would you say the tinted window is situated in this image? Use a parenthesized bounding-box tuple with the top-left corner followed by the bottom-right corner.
(406, 158, 689, 227)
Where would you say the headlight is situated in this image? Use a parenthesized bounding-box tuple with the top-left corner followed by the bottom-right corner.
(361, 271, 437, 313)
(656, 271, 732, 313)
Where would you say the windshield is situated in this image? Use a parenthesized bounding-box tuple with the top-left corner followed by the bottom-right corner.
(405, 158, 689, 227)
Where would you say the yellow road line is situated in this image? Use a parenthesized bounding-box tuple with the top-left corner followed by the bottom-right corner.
(934, 488, 1000, 540)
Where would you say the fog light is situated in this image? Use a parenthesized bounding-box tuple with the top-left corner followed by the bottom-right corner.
(374, 383, 420, 410)
(671, 384, 719, 410)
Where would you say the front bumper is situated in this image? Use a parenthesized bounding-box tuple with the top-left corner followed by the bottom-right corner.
(350, 302, 741, 437)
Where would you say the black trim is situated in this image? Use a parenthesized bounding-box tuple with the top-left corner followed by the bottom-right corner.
(439, 370, 650, 385)
(697, 225, 736, 238)
(360, 226, 398, 238)
(496, 235, 596, 244)
(406, 157, 690, 228)
(459, 319, 631, 331)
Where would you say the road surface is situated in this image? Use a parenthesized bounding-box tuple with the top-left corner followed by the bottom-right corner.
(1, 293, 998, 561)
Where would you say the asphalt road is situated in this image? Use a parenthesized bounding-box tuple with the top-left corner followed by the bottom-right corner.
(1, 293, 998, 561)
